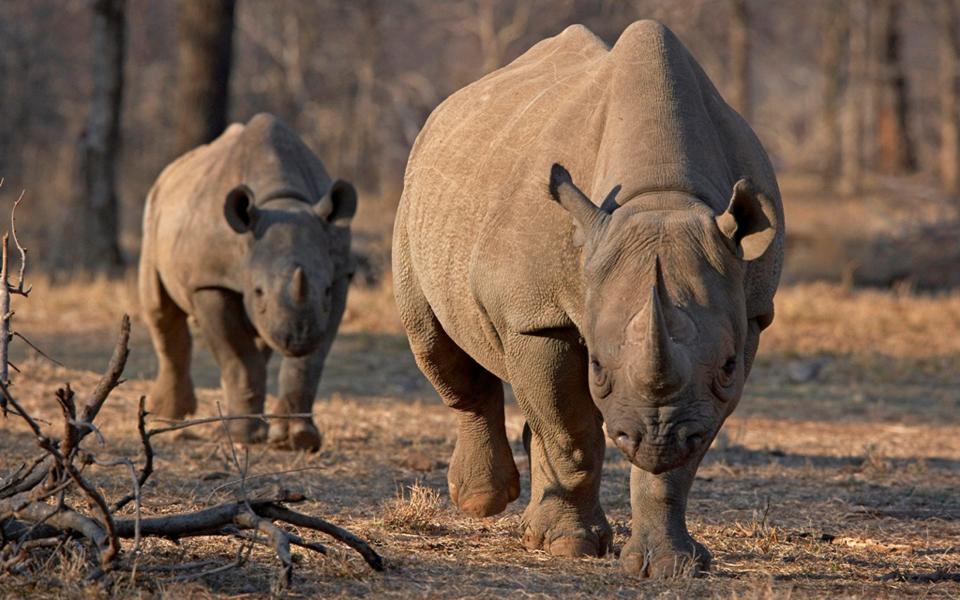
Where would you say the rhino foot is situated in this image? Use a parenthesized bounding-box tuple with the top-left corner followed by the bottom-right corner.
(448, 432, 520, 518)
(620, 532, 711, 578)
(227, 418, 267, 445)
(267, 419, 322, 452)
(521, 497, 612, 558)
(147, 374, 197, 419)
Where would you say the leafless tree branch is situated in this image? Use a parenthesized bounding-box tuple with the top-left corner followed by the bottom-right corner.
(0, 316, 383, 588)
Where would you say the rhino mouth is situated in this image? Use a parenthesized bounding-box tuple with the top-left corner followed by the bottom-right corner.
(260, 325, 324, 358)
(627, 444, 700, 474)
(278, 339, 321, 358)
(610, 422, 711, 474)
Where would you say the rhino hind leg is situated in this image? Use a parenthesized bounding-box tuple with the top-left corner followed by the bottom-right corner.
(505, 331, 612, 558)
(413, 320, 519, 518)
(192, 288, 269, 443)
(395, 278, 518, 517)
(141, 266, 197, 419)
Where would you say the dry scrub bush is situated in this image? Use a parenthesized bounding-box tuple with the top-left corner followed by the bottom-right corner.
(379, 483, 445, 534)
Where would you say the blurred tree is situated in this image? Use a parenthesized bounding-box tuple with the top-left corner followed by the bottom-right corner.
(174, 0, 235, 156)
(345, 0, 384, 192)
(475, 0, 531, 75)
(819, 1, 848, 190)
(874, 0, 916, 174)
(73, 0, 126, 271)
(841, 0, 868, 194)
(727, 0, 750, 121)
(939, 0, 960, 194)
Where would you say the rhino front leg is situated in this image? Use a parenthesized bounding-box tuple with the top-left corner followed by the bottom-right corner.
(506, 331, 611, 558)
(193, 288, 268, 443)
(268, 274, 349, 451)
(621, 450, 711, 577)
(267, 353, 324, 451)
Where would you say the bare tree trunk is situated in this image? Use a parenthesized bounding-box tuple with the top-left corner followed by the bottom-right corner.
(939, 0, 960, 194)
(345, 0, 382, 192)
(174, 0, 235, 156)
(819, 1, 848, 190)
(727, 0, 751, 121)
(875, 0, 916, 174)
(74, 0, 125, 271)
(841, 0, 868, 194)
(475, 0, 530, 75)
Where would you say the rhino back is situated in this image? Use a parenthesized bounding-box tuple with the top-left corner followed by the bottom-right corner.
(597, 21, 783, 320)
(144, 113, 333, 314)
(400, 25, 615, 369)
(398, 21, 783, 369)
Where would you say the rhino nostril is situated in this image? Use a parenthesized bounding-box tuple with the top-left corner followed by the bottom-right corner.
(684, 432, 705, 450)
(614, 431, 641, 457)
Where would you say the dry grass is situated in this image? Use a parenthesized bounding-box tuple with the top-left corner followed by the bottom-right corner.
(380, 483, 447, 534)
(0, 258, 958, 597)
(761, 282, 960, 360)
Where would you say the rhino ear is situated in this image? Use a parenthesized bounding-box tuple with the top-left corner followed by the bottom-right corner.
(715, 178, 777, 261)
(548, 163, 609, 245)
(224, 185, 258, 233)
(314, 180, 357, 225)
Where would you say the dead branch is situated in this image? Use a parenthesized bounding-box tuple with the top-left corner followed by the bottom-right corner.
(0, 187, 31, 416)
(1, 316, 130, 501)
(79, 313, 130, 424)
(13, 332, 63, 367)
(8, 191, 29, 297)
(146, 412, 313, 437)
(110, 396, 151, 513)
(1, 234, 11, 414)
(0, 314, 383, 588)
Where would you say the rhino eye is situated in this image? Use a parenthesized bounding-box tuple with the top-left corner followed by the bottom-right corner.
(589, 357, 611, 398)
(716, 356, 737, 390)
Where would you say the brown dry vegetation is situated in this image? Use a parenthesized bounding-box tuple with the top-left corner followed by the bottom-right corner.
(0, 270, 958, 598)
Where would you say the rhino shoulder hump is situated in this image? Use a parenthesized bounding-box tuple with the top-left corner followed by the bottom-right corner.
(555, 23, 607, 51)
(246, 112, 282, 130)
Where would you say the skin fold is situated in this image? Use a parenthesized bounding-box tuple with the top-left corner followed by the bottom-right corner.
(139, 113, 356, 451)
(393, 21, 783, 576)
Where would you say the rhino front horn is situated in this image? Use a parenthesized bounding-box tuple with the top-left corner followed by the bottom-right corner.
(291, 266, 309, 304)
(629, 265, 690, 399)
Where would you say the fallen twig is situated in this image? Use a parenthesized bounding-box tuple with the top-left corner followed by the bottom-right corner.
(0, 315, 383, 589)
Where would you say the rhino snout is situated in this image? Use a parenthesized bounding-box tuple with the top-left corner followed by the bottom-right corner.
(610, 419, 710, 474)
(281, 331, 322, 357)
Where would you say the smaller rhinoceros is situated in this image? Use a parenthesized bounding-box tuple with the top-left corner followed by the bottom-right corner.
(139, 113, 356, 450)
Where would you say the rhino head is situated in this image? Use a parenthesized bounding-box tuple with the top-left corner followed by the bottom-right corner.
(223, 180, 356, 357)
(548, 163, 777, 474)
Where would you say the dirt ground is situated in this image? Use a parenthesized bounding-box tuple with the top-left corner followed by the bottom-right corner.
(1, 179, 960, 598)
(0, 273, 957, 599)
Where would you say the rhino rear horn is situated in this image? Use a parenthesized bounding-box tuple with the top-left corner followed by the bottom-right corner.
(548, 163, 610, 245)
(314, 179, 358, 225)
(224, 185, 258, 233)
(715, 178, 777, 261)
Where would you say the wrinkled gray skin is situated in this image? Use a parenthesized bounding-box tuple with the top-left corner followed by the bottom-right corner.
(140, 113, 356, 451)
(393, 22, 783, 576)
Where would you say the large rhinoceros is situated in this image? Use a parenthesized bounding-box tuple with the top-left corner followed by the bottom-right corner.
(393, 21, 783, 576)
(140, 113, 357, 451)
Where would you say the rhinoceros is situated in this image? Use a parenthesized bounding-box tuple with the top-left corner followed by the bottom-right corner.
(140, 113, 357, 451)
(393, 21, 783, 576)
